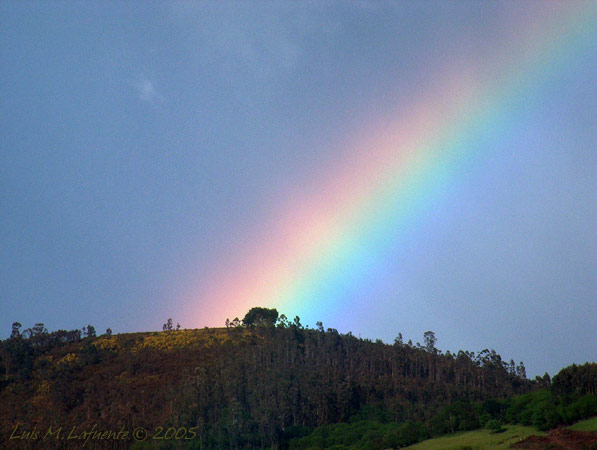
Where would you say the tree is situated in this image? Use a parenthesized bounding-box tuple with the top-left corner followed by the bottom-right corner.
(516, 362, 527, 379)
(485, 419, 504, 432)
(163, 318, 173, 331)
(535, 372, 551, 389)
(423, 331, 437, 353)
(316, 321, 324, 332)
(10, 322, 22, 339)
(277, 314, 289, 328)
(86, 325, 96, 338)
(394, 332, 403, 346)
(32, 323, 48, 337)
(508, 359, 516, 376)
(242, 307, 279, 327)
(105, 328, 112, 337)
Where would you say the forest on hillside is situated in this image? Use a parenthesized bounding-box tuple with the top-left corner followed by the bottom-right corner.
(1, 308, 596, 449)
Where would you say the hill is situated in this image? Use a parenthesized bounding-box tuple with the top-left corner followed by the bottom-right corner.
(0, 313, 531, 449)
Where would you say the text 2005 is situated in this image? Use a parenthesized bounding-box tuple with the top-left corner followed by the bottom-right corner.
(152, 427, 197, 440)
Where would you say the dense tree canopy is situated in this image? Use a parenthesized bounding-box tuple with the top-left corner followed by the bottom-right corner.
(242, 307, 279, 327)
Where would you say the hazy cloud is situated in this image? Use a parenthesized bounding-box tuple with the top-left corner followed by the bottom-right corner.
(134, 77, 163, 103)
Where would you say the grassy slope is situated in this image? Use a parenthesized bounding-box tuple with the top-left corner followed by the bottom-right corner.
(403, 425, 545, 450)
(569, 416, 597, 431)
(404, 417, 597, 450)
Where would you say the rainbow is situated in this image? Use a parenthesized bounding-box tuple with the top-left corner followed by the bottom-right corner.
(185, 2, 597, 328)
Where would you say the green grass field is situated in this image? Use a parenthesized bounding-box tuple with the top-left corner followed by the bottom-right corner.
(403, 425, 545, 450)
(569, 416, 597, 431)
